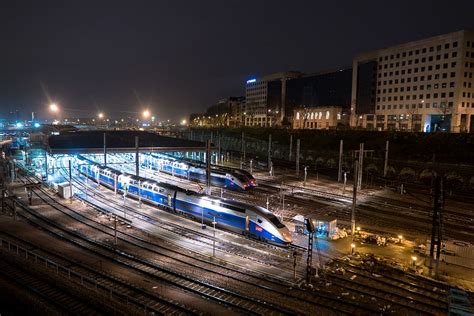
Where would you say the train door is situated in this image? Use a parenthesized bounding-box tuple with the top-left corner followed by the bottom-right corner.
(245, 215, 249, 231)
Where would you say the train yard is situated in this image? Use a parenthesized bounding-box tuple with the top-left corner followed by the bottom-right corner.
(1, 130, 473, 315)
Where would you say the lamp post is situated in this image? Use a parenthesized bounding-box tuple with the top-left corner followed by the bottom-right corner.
(412, 256, 417, 267)
(212, 216, 217, 257)
(351, 243, 356, 255)
(398, 235, 404, 244)
(304, 166, 308, 187)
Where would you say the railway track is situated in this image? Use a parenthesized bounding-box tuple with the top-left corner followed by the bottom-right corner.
(0, 233, 187, 315)
(15, 171, 378, 315)
(325, 259, 448, 315)
(0, 257, 103, 315)
(222, 179, 474, 242)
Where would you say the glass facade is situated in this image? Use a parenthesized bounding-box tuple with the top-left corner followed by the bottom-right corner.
(285, 68, 352, 114)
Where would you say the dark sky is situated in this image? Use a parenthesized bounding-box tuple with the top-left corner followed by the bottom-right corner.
(2, 0, 474, 121)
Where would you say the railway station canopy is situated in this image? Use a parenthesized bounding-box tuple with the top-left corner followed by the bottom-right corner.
(46, 130, 209, 154)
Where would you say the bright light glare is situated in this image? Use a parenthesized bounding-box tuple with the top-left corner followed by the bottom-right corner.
(49, 103, 59, 112)
(143, 110, 150, 118)
(98, 112, 104, 119)
(181, 119, 187, 125)
(16, 122, 23, 128)
(34, 122, 41, 128)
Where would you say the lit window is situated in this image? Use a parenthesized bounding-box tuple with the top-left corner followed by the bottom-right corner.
(296, 112, 300, 120)
(326, 111, 330, 119)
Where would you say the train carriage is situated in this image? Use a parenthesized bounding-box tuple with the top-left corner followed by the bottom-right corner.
(76, 155, 291, 246)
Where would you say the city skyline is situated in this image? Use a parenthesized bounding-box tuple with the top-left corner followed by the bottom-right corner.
(3, 0, 474, 121)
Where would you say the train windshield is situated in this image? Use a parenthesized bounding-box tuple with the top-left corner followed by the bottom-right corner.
(236, 169, 254, 179)
(267, 214, 285, 228)
(233, 173, 248, 183)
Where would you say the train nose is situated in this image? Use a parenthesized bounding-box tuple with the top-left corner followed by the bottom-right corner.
(281, 228, 293, 243)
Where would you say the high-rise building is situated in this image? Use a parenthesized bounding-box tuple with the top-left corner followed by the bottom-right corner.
(244, 69, 352, 127)
(244, 71, 302, 127)
(351, 30, 474, 132)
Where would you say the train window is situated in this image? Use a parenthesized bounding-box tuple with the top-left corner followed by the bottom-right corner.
(257, 218, 263, 224)
(221, 203, 245, 213)
(267, 215, 285, 228)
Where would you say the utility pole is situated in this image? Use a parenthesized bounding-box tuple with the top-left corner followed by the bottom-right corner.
(351, 163, 358, 236)
(138, 180, 142, 208)
(44, 150, 48, 180)
(206, 139, 211, 195)
(343, 171, 347, 194)
(305, 218, 315, 285)
(429, 176, 444, 277)
(358, 143, 364, 190)
(103, 132, 107, 167)
(383, 140, 389, 177)
(304, 166, 308, 187)
(296, 139, 300, 175)
(268, 134, 272, 172)
(135, 136, 139, 177)
(114, 214, 117, 246)
(212, 216, 217, 257)
(68, 160, 72, 201)
(217, 133, 221, 165)
(289, 134, 293, 161)
(249, 159, 253, 174)
(338, 140, 343, 182)
(241, 132, 245, 166)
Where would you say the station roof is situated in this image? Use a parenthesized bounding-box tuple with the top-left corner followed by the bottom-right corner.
(47, 130, 210, 154)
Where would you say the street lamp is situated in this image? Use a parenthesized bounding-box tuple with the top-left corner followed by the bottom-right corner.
(98, 112, 104, 119)
(181, 119, 187, 126)
(212, 216, 217, 257)
(398, 235, 403, 243)
(49, 103, 59, 113)
(356, 226, 361, 234)
(143, 110, 151, 119)
(412, 256, 417, 267)
(351, 243, 356, 254)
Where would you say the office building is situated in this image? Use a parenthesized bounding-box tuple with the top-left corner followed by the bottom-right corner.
(244, 71, 302, 127)
(244, 69, 352, 127)
(351, 30, 474, 132)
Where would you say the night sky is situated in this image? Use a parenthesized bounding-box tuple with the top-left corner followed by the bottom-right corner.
(2, 0, 474, 121)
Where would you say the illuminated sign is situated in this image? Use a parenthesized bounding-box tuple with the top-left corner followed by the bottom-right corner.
(255, 225, 263, 232)
(246, 78, 256, 84)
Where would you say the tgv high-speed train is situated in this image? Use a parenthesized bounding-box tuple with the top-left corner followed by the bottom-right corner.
(141, 153, 257, 191)
(76, 156, 291, 246)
